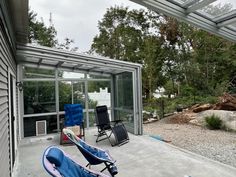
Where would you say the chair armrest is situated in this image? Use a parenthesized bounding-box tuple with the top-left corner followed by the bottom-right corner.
(96, 123, 106, 126)
(111, 120, 123, 126)
(111, 120, 122, 123)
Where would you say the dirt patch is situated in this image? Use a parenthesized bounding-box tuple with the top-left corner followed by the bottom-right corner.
(165, 113, 191, 124)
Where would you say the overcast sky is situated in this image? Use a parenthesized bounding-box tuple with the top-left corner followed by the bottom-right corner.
(29, 0, 236, 53)
(29, 0, 144, 52)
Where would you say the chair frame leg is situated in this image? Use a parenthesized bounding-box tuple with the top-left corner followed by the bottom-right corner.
(96, 129, 114, 146)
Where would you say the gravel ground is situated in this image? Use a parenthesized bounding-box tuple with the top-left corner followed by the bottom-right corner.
(144, 117, 236, 168)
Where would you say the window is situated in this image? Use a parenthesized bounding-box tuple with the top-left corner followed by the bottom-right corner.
(23, 81, 56, 114)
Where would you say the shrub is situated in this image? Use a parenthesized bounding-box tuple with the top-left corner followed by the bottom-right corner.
(205, 114, 222, 130)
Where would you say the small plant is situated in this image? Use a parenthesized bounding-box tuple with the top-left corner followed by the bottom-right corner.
(205, 114, 222, 130)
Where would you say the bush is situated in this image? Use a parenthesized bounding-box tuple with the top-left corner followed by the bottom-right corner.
(205, 114, 222, 130)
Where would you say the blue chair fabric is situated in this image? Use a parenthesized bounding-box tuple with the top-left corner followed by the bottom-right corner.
(64, 104, 83, 126)
(60, 104, 85, 144)
(43, 146, 110, 177)
(63, 128, 118, 176)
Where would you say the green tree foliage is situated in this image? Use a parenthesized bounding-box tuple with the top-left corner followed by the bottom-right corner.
(28, 10, 58, 47)
(57, 38, 79, 52)
(92, 6, 145, 62)
(142, 35, 165, 99)
(28, 10, 78, 51)
(91, 6, 164, 100)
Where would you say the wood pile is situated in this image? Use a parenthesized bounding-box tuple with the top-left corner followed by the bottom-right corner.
(213, 93, 236, 111)
(192, 104, 213, 113)
(189, 93, 236, 113)
(166, 93, 236, 124)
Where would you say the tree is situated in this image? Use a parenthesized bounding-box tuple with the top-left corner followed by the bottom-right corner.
(141, 35, 165, 99)
(57, 38, 78, 52)
(28, 10, 78, 51)
(91, 6, 164, 99)
(28, 10, 58, 47)
(91, 4, 236, 105)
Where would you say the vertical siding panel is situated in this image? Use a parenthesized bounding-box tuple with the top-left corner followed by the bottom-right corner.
(0, 56, 10, 177)
(0, 14, 16, 177)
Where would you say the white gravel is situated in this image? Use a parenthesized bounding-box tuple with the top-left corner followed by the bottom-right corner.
(144, 119, 236, 168)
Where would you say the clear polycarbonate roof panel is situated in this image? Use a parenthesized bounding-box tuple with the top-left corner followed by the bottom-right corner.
(132, 0, 236, 42)
(198, 0, 236, 18)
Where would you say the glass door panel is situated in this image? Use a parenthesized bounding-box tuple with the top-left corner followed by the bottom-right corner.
(114, 72, 134, 133)
(59, 81, 72, 111)
(73, 81, 86, 108)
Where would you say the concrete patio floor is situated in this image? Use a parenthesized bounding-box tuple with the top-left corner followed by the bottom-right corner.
(13, 128, 236, 177)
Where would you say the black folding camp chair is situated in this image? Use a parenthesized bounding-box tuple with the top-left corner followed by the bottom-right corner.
(95, 105, 129, 146)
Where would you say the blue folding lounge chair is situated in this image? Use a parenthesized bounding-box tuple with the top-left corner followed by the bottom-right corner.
(63, 128, 118, 177)
(42, 146, 110, 177)
(60, 104, 84, 144)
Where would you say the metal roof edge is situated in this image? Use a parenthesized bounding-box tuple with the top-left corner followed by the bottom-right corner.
(17, 43, 143, 68)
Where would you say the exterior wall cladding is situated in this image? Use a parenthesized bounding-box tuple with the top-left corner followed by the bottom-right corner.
(0, 1, 17, 176)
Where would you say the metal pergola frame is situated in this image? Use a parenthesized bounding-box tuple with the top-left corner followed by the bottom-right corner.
(131, 0, 236, 43)
(16, 44, 143, 138)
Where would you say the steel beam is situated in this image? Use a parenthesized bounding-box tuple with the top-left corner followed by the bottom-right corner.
(56, 61, 64, 68)
(73, 64, 83, 70)
(88, 66, 99, 71)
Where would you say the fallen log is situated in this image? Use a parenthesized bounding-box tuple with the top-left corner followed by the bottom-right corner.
(192, 104, 213, 113)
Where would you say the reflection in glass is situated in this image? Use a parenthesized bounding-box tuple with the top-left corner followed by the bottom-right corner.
(88, 81, 111, 109)
(73, 82, 86, 108)
(24, 115, 57, 137)
(115, 72, 133, 110)
(114, 110, 134, 132)
(89, 112, 96, 127)
(59, 81, 72, 111)
(23, 66, 55, 78)
(23, 81, 56, 114)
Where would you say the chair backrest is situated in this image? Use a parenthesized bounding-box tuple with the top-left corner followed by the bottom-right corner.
(64, 104, 83, 127)
(43, 146, 109, 177)
(63, 128, 110, 165)
(95, 105, 110, 126)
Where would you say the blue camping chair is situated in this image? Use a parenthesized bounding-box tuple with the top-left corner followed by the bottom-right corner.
(60, 104, 85, 144)
(42, 146, 110, 177)
(63, 128, 118, 177)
